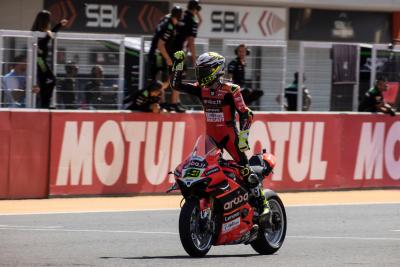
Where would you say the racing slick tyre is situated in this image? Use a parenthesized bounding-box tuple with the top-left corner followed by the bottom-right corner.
(251, 195, 287, 255)
(179, 198, 214, 257)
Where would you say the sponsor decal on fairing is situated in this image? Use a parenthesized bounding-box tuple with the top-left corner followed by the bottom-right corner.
(224, 211, 240, 222)
(222, 217, 241, 233)
(204, 167, 220, 176)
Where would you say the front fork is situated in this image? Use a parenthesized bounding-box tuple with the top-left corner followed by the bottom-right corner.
(199, 198, 212, 219)
(199, 198, 213, 233)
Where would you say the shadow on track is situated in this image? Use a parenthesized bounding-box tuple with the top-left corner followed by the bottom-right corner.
(100, 254, 266, 260)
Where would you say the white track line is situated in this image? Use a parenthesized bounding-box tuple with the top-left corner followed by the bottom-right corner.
(0, 226, 398, 241)
(287, 235, 400, 241)
(287, 202, 400, 207)
(0, 224, 62, 229)
(0, 227, 178, 235)
(0, 202, 398, 216)
(0, 208, 180, 216)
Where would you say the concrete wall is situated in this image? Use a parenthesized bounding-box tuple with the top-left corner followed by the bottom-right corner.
(0, 0, 43, 30)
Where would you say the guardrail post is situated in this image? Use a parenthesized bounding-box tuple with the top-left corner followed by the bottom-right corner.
(139, 36, 145, 90)
(26, 35, 34, 108)
(298, 42, 305, 111)
(0, 32, 3, 106)
(118, 38, 125, 109)
(370, 45, 377, 88)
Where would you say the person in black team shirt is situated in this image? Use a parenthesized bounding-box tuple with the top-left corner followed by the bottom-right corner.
(228, 44, 263, 106)
(358, 77, 396, 116)
(276, 72, 311, 111)
(148, 6, 184, 112)
(125, 81, 163, 113)
(31, 10, 68, 108)
(175, 0, 202, 66)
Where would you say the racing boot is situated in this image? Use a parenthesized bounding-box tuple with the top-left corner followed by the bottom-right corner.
(239, 165, 259, 186)
(257, 188, 272, 229)
(240, 165, 270, 221)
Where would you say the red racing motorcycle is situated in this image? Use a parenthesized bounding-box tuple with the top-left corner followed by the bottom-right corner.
(167, 136, 286, 257)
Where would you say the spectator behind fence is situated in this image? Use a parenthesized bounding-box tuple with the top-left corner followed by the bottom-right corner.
(58, 61, 78, 109)
(31, 10, 68, 108)
(174, 0, 202, 66)
(125, 80, 163, 113)
(148, 5, 185, 113)
(84, 65, 104, 109)
(276, 72, 312, 111)
(358, 77, 396, 116)
(1, 55, 40, 107)
(228, 44, 264, 106)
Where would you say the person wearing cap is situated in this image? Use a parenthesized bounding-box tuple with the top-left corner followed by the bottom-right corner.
(148, 5, 184, 112)
(358, 77, 396, 116)
(228, 44, 264, 107)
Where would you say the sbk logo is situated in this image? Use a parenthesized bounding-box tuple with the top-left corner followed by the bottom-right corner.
(85, 4, 128, 28)
(211, 11, 248, 33)
(223, 193, 248, 211)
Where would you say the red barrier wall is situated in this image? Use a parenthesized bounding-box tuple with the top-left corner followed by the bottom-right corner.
(48, 112, 400, 196)
(49, 112, 205, 196)
(0, 110, 50, 199)
(0, 110, 399, 198)
(0, 111, 11, 198)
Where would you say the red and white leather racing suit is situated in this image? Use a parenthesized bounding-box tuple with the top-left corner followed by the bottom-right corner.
(171, 71, 253, 166)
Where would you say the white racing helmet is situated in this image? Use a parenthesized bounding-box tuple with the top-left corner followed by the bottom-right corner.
(195, 52, 225, 87)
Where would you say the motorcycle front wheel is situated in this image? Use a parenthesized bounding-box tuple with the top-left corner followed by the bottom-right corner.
(251, 195, 287, 255)
(179, 198, 214, 257)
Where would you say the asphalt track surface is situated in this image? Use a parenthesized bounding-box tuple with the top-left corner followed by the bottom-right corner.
(1, 192, 400, 266)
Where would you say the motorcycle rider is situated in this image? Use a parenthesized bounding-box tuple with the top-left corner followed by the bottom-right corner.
(170, 50, 270, 222)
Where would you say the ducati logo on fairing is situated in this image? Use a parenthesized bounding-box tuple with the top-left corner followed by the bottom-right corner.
(223, 193, 248, 211)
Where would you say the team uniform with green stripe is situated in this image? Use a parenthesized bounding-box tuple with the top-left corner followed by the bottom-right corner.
(358, 86, 384, 112)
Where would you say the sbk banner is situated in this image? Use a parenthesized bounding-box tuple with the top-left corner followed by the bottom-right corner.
(194, 4, 286, 40)
(49, 112, 400, 196)
(44, 0, 169, 34)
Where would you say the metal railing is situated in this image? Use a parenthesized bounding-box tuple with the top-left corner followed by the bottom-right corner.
(0, 30, 125, 109)
(1, 29, 398, 111)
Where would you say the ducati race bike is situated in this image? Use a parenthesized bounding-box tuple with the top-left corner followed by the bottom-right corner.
(167, 136, 286, 257)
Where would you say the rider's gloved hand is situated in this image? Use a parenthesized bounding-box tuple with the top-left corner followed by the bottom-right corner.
(173, 50, 185, 71)
(238, 130, 250, 152)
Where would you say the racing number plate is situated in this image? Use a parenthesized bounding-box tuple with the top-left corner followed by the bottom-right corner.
(183, 168, 201, 178)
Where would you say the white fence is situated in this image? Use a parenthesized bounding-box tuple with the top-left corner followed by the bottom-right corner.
(0, 30, 125, 109)
(1, 29, 398, 111)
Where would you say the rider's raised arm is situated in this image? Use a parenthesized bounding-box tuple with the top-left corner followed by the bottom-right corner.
(170, 71, 201, 97)
(230, 84, 253, 131)
(170, 51, 202, 98)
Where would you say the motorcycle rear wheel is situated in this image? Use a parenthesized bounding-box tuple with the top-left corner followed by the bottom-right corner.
(179, 198, 214, 257)
(251, 195, 287, 255)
